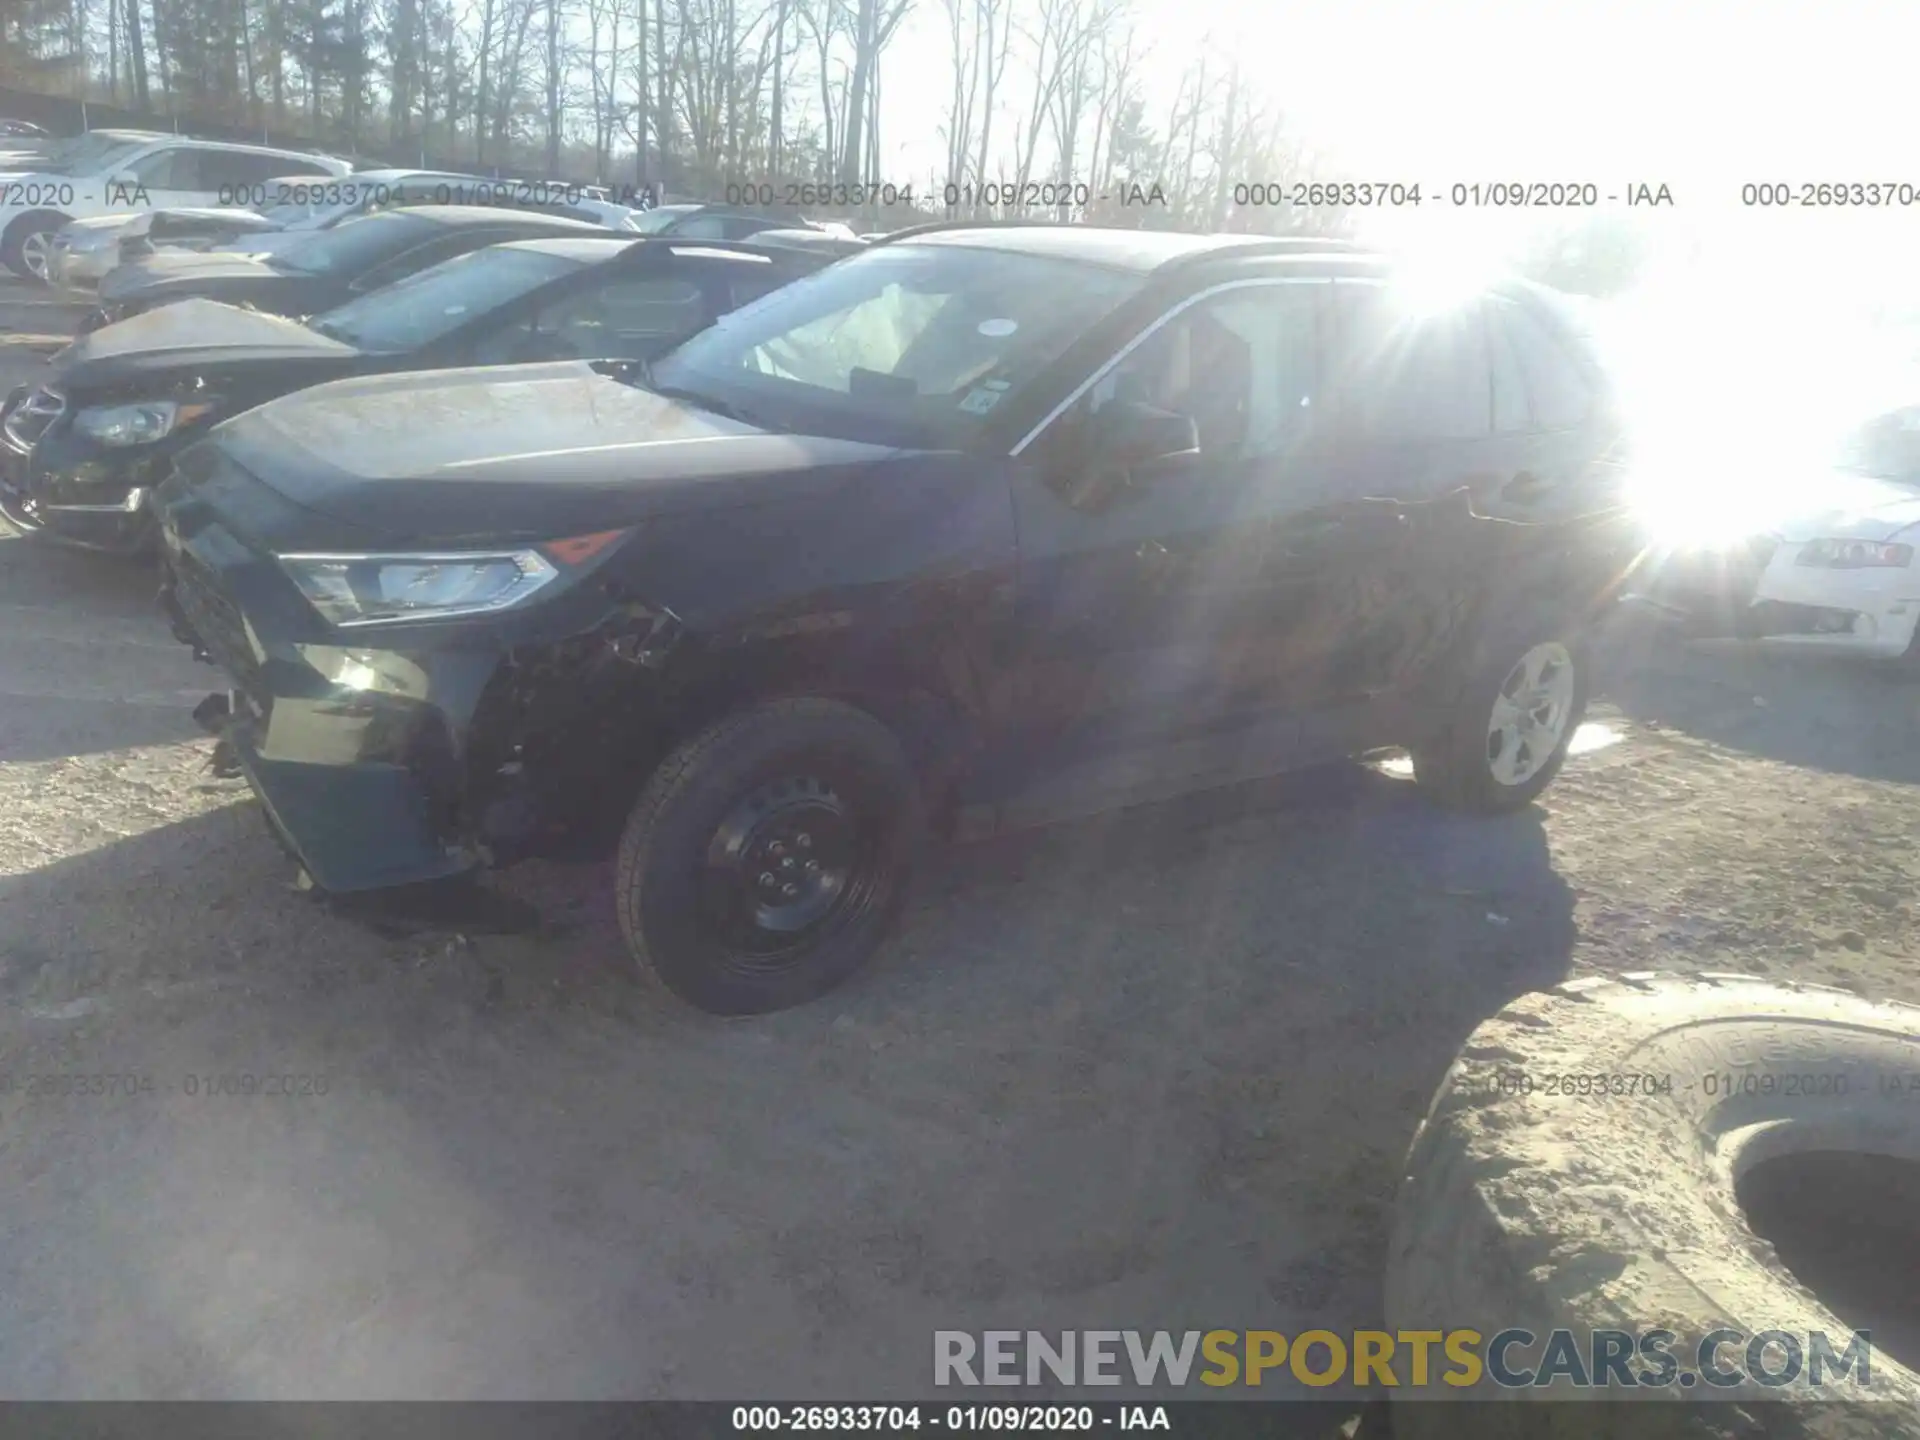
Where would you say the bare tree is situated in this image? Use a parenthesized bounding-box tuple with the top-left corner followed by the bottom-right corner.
(542, 0, 562, 170)
(836, 0, 909, 183)
(124, 0, 149, 106)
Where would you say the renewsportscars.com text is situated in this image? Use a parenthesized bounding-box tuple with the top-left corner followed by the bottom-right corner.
(934, 1329, 1877, 1391)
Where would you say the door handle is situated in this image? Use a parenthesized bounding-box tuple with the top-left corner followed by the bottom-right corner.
(1503, 471, 1553, 501)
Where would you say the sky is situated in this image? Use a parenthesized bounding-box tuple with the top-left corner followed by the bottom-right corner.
(872, 0, 1920, 293)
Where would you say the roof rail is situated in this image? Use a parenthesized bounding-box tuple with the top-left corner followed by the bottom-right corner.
(1160, 235, 1393, 270)
(1232, 236, 1382, 253)
(642, 237, 837, 265)
(867, 219, 1389, 257)
(866, 217, 1075, 247)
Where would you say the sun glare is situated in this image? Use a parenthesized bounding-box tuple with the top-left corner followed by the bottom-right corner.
(1603, 275, 1903, 552)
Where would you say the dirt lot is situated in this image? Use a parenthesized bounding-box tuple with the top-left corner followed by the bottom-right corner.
(1, 281, 1917, 1404)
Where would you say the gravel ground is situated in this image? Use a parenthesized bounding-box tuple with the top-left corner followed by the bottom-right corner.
(0, 284, 1916, 1407)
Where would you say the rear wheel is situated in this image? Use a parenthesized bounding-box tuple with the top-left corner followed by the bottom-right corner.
(2, 211, 71, 282)
(614, 697, 922, 1015)
(1413, 624, 1588, 813)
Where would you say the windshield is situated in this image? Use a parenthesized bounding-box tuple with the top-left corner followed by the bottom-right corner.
(41, 134, 150, 177)
(308, 246, 581, 352)
(646, 243, 1143, 445)
(272, 211, 430, 276)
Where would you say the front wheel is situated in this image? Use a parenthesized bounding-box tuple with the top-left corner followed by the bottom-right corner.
(1411, 626, 1589, 813)
(614, 697, 923, 1015)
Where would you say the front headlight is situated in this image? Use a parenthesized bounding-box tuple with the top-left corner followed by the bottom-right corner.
(1795, 537, 1914, 569)
(279, 550, 563, 627)
(73, 400, 218, 447)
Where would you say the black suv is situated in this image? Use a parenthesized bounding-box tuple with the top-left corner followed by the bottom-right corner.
(155, 223, 1638, 1014)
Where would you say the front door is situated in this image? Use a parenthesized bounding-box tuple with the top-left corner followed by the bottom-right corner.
(1005, 277, 1340, 763)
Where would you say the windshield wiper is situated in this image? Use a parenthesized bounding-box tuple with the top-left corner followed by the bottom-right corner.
(613, 363, 768, 429)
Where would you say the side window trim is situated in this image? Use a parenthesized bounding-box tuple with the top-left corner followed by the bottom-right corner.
(1503, 298, 1594, 431)
(1484, 299, 1531, 433)
(1010, 275, 1337, 457)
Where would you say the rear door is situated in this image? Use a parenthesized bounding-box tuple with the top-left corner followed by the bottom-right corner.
(1297, 279, 1529, 722)
(1487, 293, 1619, 522)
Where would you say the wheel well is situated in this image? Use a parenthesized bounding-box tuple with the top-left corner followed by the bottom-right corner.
(3, 209, 73, 249)
(466, 634, 984, 849)
(653, 665, 977, 820)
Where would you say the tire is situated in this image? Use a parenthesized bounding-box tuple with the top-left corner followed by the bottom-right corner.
(614, 696, 922, 1015)
(1386, 972, 1920, 1438)
(1, 210, 71, 283)
(1412, 618, 1590, 813)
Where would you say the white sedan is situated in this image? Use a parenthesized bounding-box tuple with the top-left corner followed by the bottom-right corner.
(1733, 403, 1920, 659)
(1746, 474, 1920, 660)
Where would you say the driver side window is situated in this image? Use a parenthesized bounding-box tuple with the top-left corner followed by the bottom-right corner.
(1085, 283, 1322, 462)
(472, 275, 714, 365)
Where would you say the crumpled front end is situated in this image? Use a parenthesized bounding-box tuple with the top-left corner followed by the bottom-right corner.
(161, 529, 497, 890)
(155, 458, 685, 893)
(0, 381, 188, 553)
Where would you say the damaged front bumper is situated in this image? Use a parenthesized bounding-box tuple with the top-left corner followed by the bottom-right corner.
(0, 386, 167, 553)
(157, 501, 683, 895)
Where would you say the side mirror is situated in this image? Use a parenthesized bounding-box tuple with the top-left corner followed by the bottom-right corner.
(1088, 398, 1201, 468)
(1052, 400, 1202, 512)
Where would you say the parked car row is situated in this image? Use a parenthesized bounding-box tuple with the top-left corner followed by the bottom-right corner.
(1, 128, 357, 280)
(5, 124, 863, 285)
(2, 219, 848, 550)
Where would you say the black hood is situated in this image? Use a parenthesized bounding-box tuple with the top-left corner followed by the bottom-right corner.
(202, 361, 916, 545)
(50, 299, 360, 390)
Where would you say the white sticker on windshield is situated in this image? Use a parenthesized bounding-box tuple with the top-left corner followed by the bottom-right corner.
(977, 318, 1018, 337)
(958, 387, 1005, 415)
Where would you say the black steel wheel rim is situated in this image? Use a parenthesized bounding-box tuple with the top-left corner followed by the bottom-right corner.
(699, 768, 889, 971)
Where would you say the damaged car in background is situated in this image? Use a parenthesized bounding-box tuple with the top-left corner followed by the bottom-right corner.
(1, 130, 351, 281)
(0, 235, 842, 552)
(45, 169, 492, 291)
(80, 203, 608, 331)
(156, 224, 1640, 1016)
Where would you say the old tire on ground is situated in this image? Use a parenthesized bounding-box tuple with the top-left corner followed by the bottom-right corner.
(1386, 972, 1920, 1438)
(615, 696, 922, 1015)
(1412, 620, 1590, 814)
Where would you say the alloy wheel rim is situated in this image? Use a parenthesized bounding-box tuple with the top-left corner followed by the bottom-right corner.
(19, 231, 51, 281)
(1486, 641, 1576, 787)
